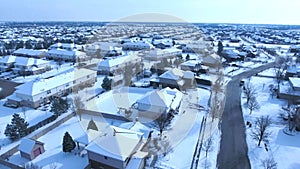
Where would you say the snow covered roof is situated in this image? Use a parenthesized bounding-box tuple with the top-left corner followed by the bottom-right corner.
(85, 126, 143, 161)
(98, 55, 140, 68)
(289, 77, 300, 88)
(46, 49, 85, 57)
(15, 68, 96, 96)
(49, 43, 78, 50)
(0, 55, 16, 63)
(18, 138, 44, 154)
(13, 48, 46, 56)
(159, 68, 184, 80)
(180, 60, 202, 67)
(0, 55, 49, 66)
(137, 87, 183, 111)
(118, 122, 153, 139)
(74, 129, 101, 145)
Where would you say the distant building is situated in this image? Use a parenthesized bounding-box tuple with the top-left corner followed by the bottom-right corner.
(136, 87, 183, 118)
(46, 49, 88, 62)
(13, 49, 46, 59)
(180, 60, 202, 72)
(97, 55, 141, 75)
(145, 48, 181, 61)
(48, 43, 81, 51)
(18, 138, 45, 160)
(122, 41, 154, 51)
(85, 126, 147, 169)
(7, 68, 97, 108)
(0, 55, 51, 75)
(85, 42, 122, 58)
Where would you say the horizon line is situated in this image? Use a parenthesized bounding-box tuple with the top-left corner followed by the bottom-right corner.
(1, 20, 300, 26)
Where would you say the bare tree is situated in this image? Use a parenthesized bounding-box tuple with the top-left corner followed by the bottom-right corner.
(251, 116, 272, 147)
(244, 82, 257, 104)
(268, 84, 277, 99)
(261, 157, 277, 169)
(202, 136, 214, 157)
(247, 97, 260, 114)
(274, 56, 288, 90)
(73, 96, 85, 121)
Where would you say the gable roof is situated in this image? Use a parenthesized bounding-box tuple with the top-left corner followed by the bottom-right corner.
(18, 138, 44, 154)
(15, 68, 96, 96)
(98, 55, 139, 68)
(159, 68, 184, 80)
(85, 126, 143, 161)
(13, 48, 46, 56)
(136, 87, 183, 111)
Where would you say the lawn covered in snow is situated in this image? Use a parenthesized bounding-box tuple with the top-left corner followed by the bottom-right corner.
(9, 117, 89, 169)
(241, 75, 300, 169)
(0, 99, 53, 148)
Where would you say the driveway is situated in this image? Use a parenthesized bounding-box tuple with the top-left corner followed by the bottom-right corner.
(0, 79, 21, 99)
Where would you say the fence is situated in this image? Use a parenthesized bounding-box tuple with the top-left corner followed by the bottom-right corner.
(0, 112, 76, 169)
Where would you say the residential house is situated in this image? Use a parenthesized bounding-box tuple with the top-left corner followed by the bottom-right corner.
(85, 126, 147, 169)
(180, 60, 202, 72)
(0, 55, 51, 75)
(0, 55, 17, 72)
(13, 48, 46, 59)
(122, 41, 154, 51)
(152, 68, 195, 89)
(46, 49, 88, 62)
(18, 138, 45, 160)
(97, 55, 141, 75)
(48, 43, 81, 51)
(136, 87, 183, 118)
(145, 48, 182, 61)
(11, 56, 51, 75)
(85, 42, 122, 58)
(7, 68, 97, 108)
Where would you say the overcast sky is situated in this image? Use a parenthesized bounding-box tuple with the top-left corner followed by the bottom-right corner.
(0, 0, 299, 25)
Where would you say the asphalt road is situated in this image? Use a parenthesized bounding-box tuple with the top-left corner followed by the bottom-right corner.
(217, 62, 275, 169)
(0, 79, 21, 100)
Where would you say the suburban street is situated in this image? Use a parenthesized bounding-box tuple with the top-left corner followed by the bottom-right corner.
(217, 62, 276, 169)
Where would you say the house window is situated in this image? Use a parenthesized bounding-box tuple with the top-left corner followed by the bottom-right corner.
(66, 83, 69, 87)
(47, 90, 51, 94)
(73, 80, 76, 84)
(87, 75, 90, 78)
(104, 156, 108, 160)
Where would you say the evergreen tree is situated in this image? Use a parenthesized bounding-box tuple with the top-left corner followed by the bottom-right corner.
(50, 97, 69, 117)
(62, 132, 76, 152)
(4, 113, 29, 141)
(185, 54, 190, 61)
(16, 41, 24, 49)
(217, 41, 224, 55)
(87, 119, 98, 131)
(101, 76, 112, 91)
(25, 41, 33, 49)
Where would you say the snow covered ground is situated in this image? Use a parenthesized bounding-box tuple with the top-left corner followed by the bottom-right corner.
(241, 75, 300, 169)
(8, 117, 89, 169)
(153, 88, 216, 169)
(0, 99, 52, 147)
(12, 62, 74, 83)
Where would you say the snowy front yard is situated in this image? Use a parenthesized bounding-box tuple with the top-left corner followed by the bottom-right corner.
(241, 75, 300, 169)
(8, 117, 89, 169)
